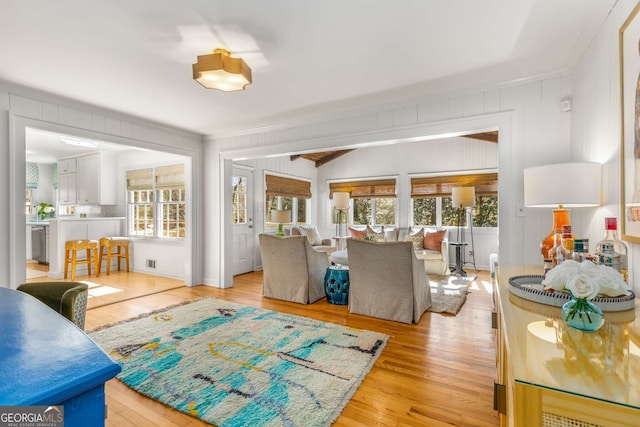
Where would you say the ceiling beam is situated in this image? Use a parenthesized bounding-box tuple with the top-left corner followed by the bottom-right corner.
(462, 131, 498, 144)
(314, 149, 354, 167)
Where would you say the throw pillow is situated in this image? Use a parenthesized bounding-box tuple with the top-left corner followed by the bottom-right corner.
(366, 225, 385, 242)
(404, 228, 424, 250)
(349, 226, 367, 239)
(297, 225, 322, 246)
(424, 230, 446, 251)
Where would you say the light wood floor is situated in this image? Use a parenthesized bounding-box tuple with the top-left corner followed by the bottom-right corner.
(62, 268, 498, 427)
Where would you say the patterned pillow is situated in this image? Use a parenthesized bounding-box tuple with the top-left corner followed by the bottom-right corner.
(366, 225, 385, 242)
(349, 226, 367, 239)
(423, 230, 446, 251)
(404, 228, 424, 250)
(297, 225, 322, 246)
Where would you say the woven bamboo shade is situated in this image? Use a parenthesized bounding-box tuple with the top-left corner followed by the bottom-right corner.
(410, 173, 498, 198)
(126, 168, 153, 191)
(265, 174, 312, 199)
(329, 179, 396, 199)
(155, 164, 185, 188)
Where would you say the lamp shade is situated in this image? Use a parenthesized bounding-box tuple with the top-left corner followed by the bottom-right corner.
(333, 192, 350, 210)
(524, 162, 601, 207)
(271, 209, 291, 223)
(452, 187, 476, 208)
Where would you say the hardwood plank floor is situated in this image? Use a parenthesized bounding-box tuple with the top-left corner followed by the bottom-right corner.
(80, 269, 499, 426)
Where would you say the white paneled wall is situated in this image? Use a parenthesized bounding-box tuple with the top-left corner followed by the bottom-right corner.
(232, 155, 318, 271)
(315, 136, 498, 270)
(210, 75, 574, 286)
(0, 81, 203, 288)
(569, 0, 639, 292)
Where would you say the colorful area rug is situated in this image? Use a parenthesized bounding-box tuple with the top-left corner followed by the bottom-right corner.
(89, 298, 388, 426)
(428, 275, 474, 314)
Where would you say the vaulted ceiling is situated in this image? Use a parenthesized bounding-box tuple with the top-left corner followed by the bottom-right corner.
(291, 131, 499, 167)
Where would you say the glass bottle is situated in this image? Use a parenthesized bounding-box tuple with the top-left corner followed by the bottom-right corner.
(540, 209, 571, 260)
(555, 225, 572, 266)
(595, 218, 628, 281)
(572, 239, 586, 262)
(598, 242, 622, 274)
(547, 228, 563, 266)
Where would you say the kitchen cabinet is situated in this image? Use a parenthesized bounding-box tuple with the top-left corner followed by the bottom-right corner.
(57, 158, 76, 174)
(494, 265, 640, 426)
(76, 153, 116, 205)
(58, 171, 76, 204)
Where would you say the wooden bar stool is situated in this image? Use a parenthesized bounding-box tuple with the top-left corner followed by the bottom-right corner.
(64, 240, 99, 281)
(98, 237, 130, 276)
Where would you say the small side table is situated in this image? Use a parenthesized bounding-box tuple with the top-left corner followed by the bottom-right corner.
(450, 241, 468, 276)
(324, 265, 350, 305)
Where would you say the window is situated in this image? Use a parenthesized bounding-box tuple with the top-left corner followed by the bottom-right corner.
(411, 173, 498, 227)
(329, 178, 397, 226)
(127, 164, 185, 239)
(232, 175, 247, 224)
(265, 174, 310, 226)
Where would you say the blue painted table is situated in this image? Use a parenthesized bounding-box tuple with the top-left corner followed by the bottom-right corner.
(0, 287, 121, 426)
(324, 265, 350, 305)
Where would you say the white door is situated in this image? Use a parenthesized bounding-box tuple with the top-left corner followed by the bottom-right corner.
(232, 168, 254, 275)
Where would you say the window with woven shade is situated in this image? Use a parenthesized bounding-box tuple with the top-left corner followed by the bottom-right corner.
(329, 178, 397, 226)
(265, 174, 311, 225)
(411, 173, 498, 228)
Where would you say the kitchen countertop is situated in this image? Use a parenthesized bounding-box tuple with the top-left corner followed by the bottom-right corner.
(26, 220, 50, 226)
(50, 216, 125, 221)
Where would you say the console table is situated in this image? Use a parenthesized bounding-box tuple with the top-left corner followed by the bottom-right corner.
(494, 265, 640, 426)
(0, 288, 121, 426)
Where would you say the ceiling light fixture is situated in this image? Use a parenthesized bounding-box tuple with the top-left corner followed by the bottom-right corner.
(192, 48, 252, 91)
(60, 136, 98, 148)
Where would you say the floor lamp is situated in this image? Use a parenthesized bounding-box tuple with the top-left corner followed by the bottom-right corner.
(333, 192, 350, 250)
(451, 186, 475, 276)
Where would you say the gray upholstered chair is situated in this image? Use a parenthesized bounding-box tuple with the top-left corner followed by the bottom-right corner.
(17, 281, 89, 330)
(347, 239, 431, 324)
(259, 234, 330, 304)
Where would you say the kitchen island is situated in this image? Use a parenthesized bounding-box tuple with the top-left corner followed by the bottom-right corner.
(48, 217, 125, 279)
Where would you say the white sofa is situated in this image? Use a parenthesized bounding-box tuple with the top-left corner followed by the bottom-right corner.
(287, 225, 336, 255)
(346, 226, 450, 276)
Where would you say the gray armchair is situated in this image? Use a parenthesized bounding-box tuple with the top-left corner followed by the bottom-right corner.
(17, 281, 89, 330)
(259, 234, 330, 304)
(347, 239, 431, 324)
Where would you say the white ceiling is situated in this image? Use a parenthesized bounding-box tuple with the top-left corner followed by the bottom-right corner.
(2, 0, 616, 139)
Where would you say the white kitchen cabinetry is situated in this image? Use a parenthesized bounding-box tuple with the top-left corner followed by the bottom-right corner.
(58, 172, 77, 204)
(74, 153, 117, 205)
(57, 158, 77, 174)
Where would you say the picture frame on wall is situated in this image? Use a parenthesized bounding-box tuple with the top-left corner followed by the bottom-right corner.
(619, 2, 640, 243)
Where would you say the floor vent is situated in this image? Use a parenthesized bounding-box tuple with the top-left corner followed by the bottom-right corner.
(146, 259, 156, 269)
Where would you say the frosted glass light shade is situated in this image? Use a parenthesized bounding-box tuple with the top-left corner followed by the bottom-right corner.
(333, 192, 350, 210)
(524, 162, 601, 207)
(271, 209, 291, 223)
(452, 187, 476, 208)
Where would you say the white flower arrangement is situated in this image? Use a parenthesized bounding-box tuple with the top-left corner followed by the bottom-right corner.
(37, 202, 55, 217)
(541, 260, 630, 298)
